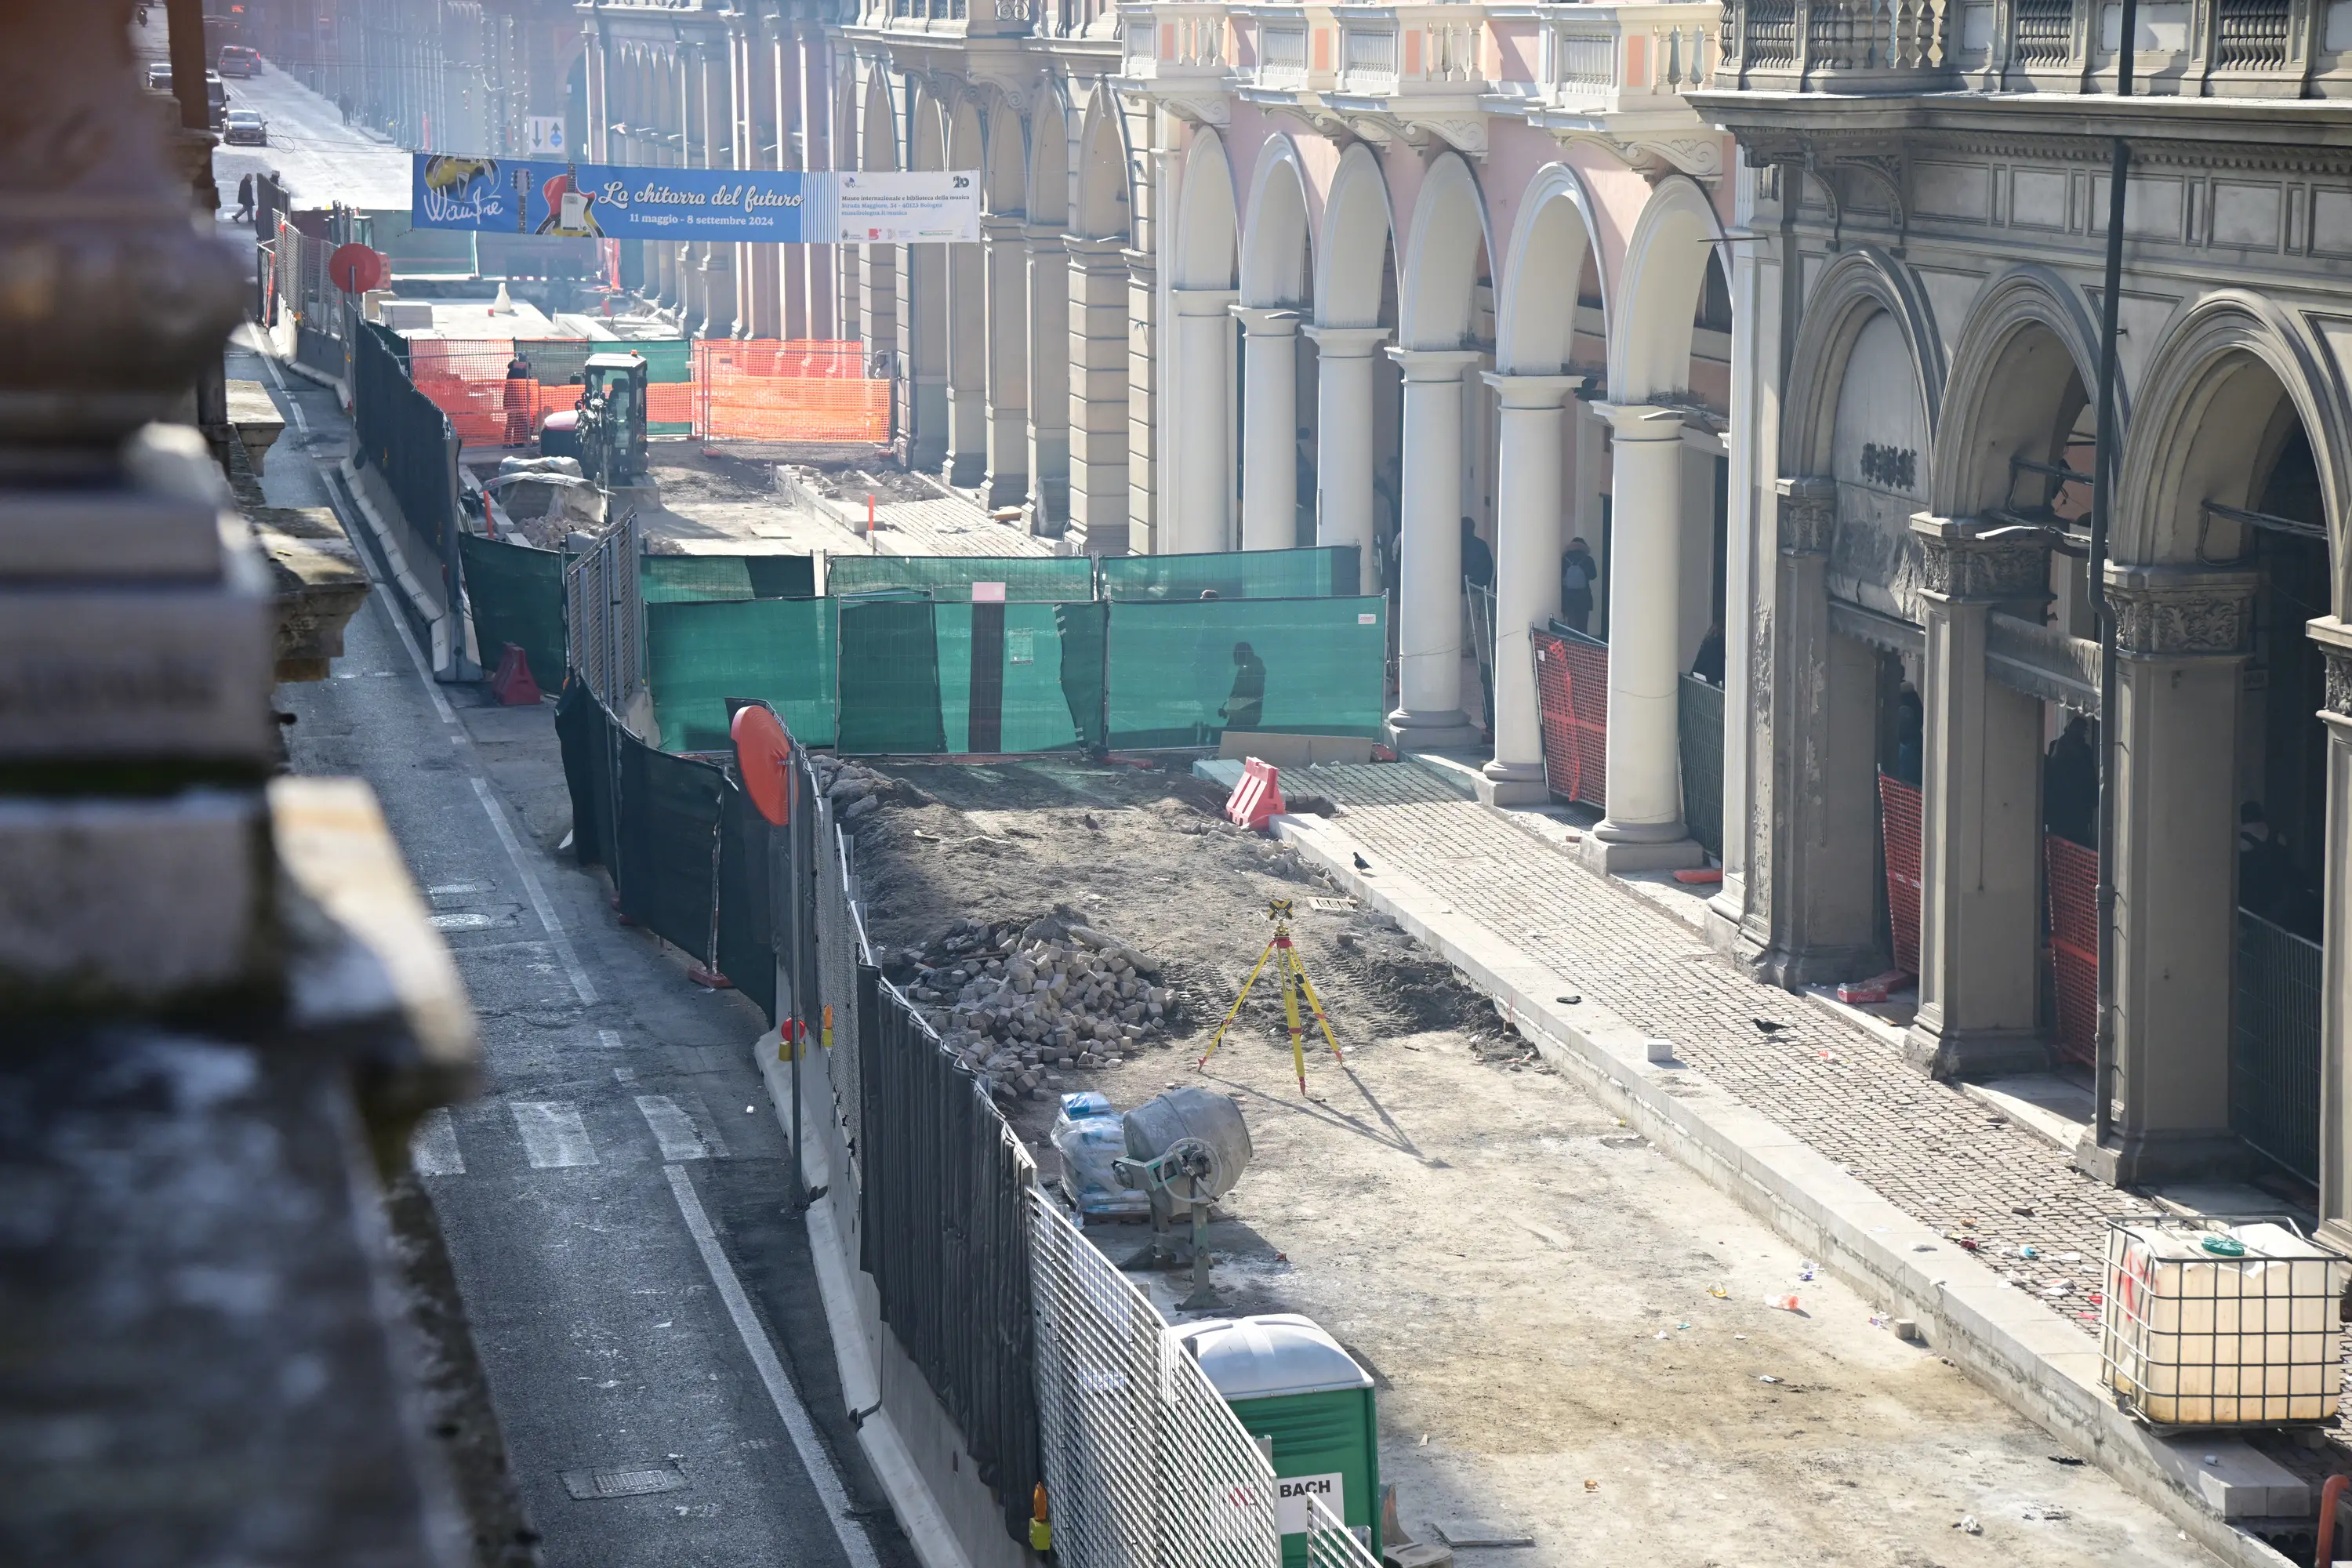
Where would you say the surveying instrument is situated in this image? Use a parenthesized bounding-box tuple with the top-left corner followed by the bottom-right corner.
(1197, 898, 1345, 1094)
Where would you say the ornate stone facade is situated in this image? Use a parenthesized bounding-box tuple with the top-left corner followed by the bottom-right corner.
(2104, 565, 2257, 659)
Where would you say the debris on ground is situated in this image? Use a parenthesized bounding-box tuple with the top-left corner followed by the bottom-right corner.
(808, 751, 927, 829)
(895, 909, 1185, 1102)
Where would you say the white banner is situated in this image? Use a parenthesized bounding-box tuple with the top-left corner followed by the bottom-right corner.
(806, 170, 981, 245)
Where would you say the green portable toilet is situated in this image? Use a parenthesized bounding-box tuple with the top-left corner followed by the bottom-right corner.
(1171, 1313, 1379, 1566)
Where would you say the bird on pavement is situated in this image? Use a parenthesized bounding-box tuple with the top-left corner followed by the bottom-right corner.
(1352, 852, 1371, 871)
(1752, 1018, 1788, 1035)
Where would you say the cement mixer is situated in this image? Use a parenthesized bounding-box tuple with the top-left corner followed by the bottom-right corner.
(1115, 1085, 1252, 1308)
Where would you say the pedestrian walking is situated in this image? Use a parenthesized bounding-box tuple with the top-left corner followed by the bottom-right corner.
(503, 351, 535, 448)
(1559, 536, 1596, 633)
(234, 172, 255, 222)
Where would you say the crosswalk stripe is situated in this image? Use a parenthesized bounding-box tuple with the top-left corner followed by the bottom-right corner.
(411, 1105, 464, 1176)
(635, 1095, 708, 1162)
(510, 1101, 599, 1168)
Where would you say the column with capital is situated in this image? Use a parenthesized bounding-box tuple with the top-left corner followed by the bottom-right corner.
(1303, 325, 1388, 586)
(1583, 404, 1703, 873)
(1171, 289, 1236, 554)
(980, 215, 1031, 510)
(1384, 347, 1483, 747)
(1234, 307, 1300, 550)
(2310, 619, 2352, 1252)
(2076, 564, 2259, 1185)
(1904, 515, 2055, 1079)
(943, 234, 987, 488)
(1480, 372, 1581, 804)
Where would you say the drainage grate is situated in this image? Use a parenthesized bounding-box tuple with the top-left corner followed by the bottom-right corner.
(560, 1461, 688, 1501)
(1305, 897, 1358, 913)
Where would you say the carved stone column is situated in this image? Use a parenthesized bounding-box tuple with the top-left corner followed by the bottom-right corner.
(2076, 564, 2260, 1186)
(1748, 477, 1884, 985)
(2311, 619, 2352, 1254)
(1904, 515, 2054, 1079)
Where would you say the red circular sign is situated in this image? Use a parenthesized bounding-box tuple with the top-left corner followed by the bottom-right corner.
(328, 243, 387, 295)
(731, 703, 793, 826)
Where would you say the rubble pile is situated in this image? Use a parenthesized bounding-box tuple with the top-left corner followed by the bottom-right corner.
(902, 914, 1182, 1101)
(809, 751, 917, 830)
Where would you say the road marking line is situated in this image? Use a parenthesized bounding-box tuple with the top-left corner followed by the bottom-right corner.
(510, 1100, 599, 1169)
(471, 775, 597, 1006)
(350, 535, 459, 728)
(249, 338, 311, 438)
(636, 1095, 708, 1162)
(665, 1165, 880, 1568)
(411, 1105, 464, 1176)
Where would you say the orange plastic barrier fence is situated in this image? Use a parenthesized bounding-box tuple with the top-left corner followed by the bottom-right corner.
(1530, 627, 1606, 809)
(400, 337, 887, 448)
(1878, 772, 1923, 977)
(2045, 832, 2099, 1066)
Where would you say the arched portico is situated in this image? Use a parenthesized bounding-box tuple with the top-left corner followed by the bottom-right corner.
(940, 93, 988, 486)
(1307, 143, 1399, 592)
(2088, 296, 2350, 1198)
(856, 68, 902, 432)
(1168, 129, 1238, 556)
(1236, 136, 1314, 550)
(1584, 176, 1725, 872)
(1749, 247, 1943, 989)
(899, 85, 952, 470)
(1481, 163, 1606, 804)
(1387, 154, 1492, 748)
(1024, 82, 1072, 532)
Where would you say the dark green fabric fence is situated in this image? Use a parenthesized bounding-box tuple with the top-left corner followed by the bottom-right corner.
(1102, 597, 1388, 749)
(646, 597, 837, 753)
(354, 320, 456, 558)
(459, 532, 566, 690)
(641, 554, 817, 604)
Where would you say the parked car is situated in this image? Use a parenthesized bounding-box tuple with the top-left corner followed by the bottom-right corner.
(145, 64, 230, 127)
(216, 45, 260, 78)
(223, 107, 267, 147)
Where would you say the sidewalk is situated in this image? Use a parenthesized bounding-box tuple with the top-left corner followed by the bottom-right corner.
(1262, 756, 2331, 1565)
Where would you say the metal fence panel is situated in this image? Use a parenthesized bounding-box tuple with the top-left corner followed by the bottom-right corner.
(1029, 1193, 1281, 1568)
(1878, 771, 1923, 977)
(1303, 1495, 1382, 1568)
(1677, 673, 1724, 862)
(2233, 909, 2322, 1182)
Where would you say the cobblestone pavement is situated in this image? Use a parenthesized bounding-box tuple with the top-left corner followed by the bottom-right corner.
(872, 496, 1058, 558)
(1300, 760, 2167, 1340)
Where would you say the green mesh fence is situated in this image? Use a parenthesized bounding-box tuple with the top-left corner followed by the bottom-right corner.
(1103, 597, 1389, 749)
(646, 597, 837, 753)
(826, 554, 1096, 602)
(459, 532, 566, 691)
(837, 596, 947, 754)
(1097, 546, 1362, 601)
(641, 554, 818, 604)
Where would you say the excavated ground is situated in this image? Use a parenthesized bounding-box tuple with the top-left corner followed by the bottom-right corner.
(834, 755, 2219, 1568)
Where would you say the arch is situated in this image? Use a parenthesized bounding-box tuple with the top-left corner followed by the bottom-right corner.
(1027, 78, 1071, 228)
(1781, 245, 1945, 476)
(948, 92, 984, 177)
(1315, 142, 1395, 329)
(859, 65, 900, 172)
(1611, 176, 1726, 403)
(1929, 265, 2108, 518)
(1073, 87, 1132, 243)
(982, 93, 1026, 216)
(2114, 292, 2351, 599)
(909, 80, 949, 172)
(1171, 129, 1237, 292)
(1239, 132, 1314, 309)
(1494, 162, 1606, 376)
(1396, 152, 1493, 351)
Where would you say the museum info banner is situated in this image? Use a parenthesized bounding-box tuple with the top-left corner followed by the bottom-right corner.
(411, 156, 979, 243)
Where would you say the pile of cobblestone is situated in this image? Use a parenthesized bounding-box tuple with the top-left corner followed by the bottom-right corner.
(902, 913, 1181, 1100)
(809, 751, 920, 830)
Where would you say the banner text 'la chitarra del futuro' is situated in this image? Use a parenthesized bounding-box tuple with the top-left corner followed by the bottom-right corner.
(411, 155, 982, 244)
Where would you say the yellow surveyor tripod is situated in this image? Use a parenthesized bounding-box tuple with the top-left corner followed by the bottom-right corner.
(1196, 898, 1344, 1094)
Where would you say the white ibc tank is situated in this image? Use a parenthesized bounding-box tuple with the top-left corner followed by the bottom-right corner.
(2103, 1220, 2348, 1425)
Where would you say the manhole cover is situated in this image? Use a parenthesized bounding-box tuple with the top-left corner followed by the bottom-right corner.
(561, 1461, 688, 1501)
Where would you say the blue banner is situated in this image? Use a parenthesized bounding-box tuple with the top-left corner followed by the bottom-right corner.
(413, 154, 808, 241)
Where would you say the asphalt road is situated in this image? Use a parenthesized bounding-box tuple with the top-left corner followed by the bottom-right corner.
(128, 9, 413, 215)
(246, 342, 908, 1568)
